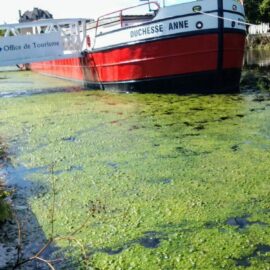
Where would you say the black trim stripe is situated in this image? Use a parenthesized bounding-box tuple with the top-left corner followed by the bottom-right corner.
(223, 9, 246, 17)
(92, 28, 245, 53)
(83, 68, 242, 94)
(223, 28, 246, 34)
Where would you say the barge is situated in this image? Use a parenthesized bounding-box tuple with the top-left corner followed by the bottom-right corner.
(29, 0, 246, 93)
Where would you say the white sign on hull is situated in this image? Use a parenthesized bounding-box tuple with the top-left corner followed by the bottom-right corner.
(0, 32, 65, 66)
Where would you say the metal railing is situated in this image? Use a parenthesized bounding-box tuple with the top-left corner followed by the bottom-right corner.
(95, 1, 160, 36)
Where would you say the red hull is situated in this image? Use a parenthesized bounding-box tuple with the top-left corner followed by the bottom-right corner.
(223, 33, 246, 69)
(89, 34, 219, 82)
(31, 32, 246, 93)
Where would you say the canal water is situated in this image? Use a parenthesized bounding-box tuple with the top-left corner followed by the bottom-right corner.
(0, 51, 269, 269)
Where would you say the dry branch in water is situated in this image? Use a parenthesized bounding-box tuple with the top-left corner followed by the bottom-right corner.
(11, 162, 96, 269)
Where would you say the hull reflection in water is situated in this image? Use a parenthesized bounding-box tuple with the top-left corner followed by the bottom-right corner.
(245, 49, 270, 67)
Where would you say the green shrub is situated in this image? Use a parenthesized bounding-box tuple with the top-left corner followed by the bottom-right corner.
(0, 189, 11, 223)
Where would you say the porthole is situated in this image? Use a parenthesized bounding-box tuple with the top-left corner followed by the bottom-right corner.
(196, 21, 203, 29)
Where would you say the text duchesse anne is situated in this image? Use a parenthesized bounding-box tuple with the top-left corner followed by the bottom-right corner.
(130, 20, 189, 38)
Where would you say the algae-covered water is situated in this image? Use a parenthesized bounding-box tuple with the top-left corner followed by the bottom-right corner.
(0, 58, 270, 269)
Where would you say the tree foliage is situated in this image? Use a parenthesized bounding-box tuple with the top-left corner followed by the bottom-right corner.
(259, 0, 270, 22)
(244, 0, 270, 23)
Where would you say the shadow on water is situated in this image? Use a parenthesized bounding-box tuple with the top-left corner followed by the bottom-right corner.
(235, 244, 270, 267)
(92, 231, 165, 257)
(0, 162, 72, 269)
(89, 212, 269, 263)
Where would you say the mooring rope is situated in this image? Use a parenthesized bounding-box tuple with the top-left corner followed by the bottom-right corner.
(197, 10, 256, 27)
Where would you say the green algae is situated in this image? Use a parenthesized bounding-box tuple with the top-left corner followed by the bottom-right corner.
(0, 70, 270, 269)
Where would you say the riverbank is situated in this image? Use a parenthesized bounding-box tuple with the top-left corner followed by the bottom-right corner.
(246, 34, 270, 50)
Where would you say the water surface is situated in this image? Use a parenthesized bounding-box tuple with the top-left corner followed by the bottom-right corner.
(0, 59, 269, 269)
(245, 49, 270, 67)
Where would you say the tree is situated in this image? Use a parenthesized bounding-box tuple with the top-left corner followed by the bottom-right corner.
(259, 0, 270, 22)
(244, 0, 270, 23)
(244, 0, 261, 23)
